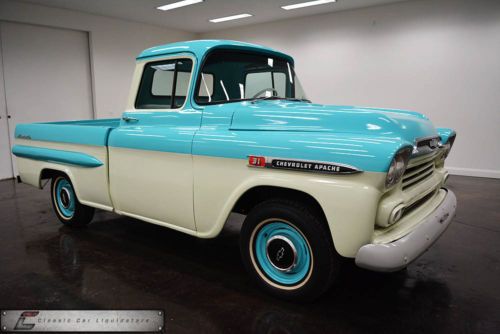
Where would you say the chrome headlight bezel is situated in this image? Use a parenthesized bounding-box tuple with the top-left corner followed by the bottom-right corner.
(441, 142, 451, 158)
(385, 147, 412, 189)
(439, 133, 456, 162)
(444, 133, 456, 159)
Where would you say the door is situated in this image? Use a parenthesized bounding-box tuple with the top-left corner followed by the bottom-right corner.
(0, 40, 12, 180)
(109, 57, 200, 232)
(0, 22, 93, 175)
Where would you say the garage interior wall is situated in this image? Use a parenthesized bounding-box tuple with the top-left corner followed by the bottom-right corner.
(201, 0, 500, 179)
(0, 0, 195, 179)
(0, 0, 498, 179)
(0, 21, 95, 177)
(0, 0, 195, 120)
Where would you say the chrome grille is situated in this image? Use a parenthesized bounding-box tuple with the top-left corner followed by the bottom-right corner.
(402, 155, 436, 190)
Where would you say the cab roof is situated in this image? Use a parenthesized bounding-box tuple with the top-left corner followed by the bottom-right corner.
(136, 39, 294, 64)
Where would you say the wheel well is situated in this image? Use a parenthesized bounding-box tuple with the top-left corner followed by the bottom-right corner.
(232, 186, 328, 224)
(40, 169, 65, 187)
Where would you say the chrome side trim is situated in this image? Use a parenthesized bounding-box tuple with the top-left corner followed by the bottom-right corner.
(12, 145, 103, 168)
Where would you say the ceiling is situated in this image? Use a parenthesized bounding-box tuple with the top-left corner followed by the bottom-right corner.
(16, 0, 410, 33)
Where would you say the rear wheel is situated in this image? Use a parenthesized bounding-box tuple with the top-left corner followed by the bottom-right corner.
(51, 175, 94, 227)
(240, 199, 340, 301)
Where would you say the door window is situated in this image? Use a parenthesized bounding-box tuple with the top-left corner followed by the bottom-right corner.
(136, 58, 193, 109)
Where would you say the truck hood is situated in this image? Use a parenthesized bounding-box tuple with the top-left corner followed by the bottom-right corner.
(229, 100, 438, 142)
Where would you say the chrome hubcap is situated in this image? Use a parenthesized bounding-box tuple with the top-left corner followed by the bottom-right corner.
(266, 235, 297, 272)
(60, 187, 71, 209)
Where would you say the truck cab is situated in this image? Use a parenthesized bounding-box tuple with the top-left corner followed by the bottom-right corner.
(13, 40, 457, 300)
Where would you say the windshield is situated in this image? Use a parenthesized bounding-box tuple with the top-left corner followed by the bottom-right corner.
(195, 50, 309, 105)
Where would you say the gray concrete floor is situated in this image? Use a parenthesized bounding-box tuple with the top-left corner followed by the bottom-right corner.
(0, 175, 499, 333)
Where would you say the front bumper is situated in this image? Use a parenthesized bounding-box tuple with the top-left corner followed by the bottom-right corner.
(355, 188, 457, 272)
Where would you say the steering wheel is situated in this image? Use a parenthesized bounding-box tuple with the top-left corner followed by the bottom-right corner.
(251, 88, 278, 99)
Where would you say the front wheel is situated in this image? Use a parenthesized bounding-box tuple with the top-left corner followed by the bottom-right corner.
(51, 175, 94, 227)
(240, 199, 340, 301)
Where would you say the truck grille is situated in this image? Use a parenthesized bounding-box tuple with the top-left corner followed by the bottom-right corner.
(401, 189, 437, 218)
(402, 155, 436, 190)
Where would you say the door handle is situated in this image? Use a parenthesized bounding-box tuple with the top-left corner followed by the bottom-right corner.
(122, 116, 139, 123)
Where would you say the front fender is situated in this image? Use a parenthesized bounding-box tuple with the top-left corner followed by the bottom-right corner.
(436, 127, 456, 144)
(193, 130, 413, 173)
(193, 154, 386, 257)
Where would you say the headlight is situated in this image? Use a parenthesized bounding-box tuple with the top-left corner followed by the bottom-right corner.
(386, 147, 412, 189)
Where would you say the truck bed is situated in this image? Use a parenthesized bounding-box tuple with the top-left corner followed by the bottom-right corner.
(13, 118, 121, 211)
(14, 118, 120, 146)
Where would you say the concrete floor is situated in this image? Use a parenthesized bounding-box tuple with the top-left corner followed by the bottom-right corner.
(0, 175, 499, 333)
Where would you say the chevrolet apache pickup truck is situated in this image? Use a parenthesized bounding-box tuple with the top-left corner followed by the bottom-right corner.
(12, 40, 457, 301)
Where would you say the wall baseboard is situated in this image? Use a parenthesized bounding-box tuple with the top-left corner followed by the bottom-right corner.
(0, 177, 14, 181)
(447, 166, 500, 179)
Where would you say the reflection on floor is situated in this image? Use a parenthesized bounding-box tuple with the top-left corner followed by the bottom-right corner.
(0, 175, 499, 333)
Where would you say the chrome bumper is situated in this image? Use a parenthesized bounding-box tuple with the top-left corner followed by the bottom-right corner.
(355, 188, 457, 272)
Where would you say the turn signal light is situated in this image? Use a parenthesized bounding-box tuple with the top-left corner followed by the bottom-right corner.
(248, 156, 266, 167)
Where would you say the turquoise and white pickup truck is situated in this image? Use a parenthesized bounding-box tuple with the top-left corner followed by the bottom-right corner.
(13, 40, 457, 301)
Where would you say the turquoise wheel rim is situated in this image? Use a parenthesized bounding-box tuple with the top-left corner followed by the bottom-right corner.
(254, 221, 312, 286)
(55, 178, 75, 219)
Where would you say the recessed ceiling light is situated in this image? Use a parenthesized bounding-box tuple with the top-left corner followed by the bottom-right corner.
(209, 13, 253, 23)
(157, 0, 203, 11)
(281, 0, 336, 11)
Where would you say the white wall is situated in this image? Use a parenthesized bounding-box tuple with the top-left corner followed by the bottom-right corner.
(201, 0, 500, 178)
(0, 0, 195, 119)
(1, 0, 498, 178)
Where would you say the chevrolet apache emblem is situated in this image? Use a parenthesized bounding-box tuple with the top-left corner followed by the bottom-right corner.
(271, 159, 360, 174)
(248, 156, 361, 174)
